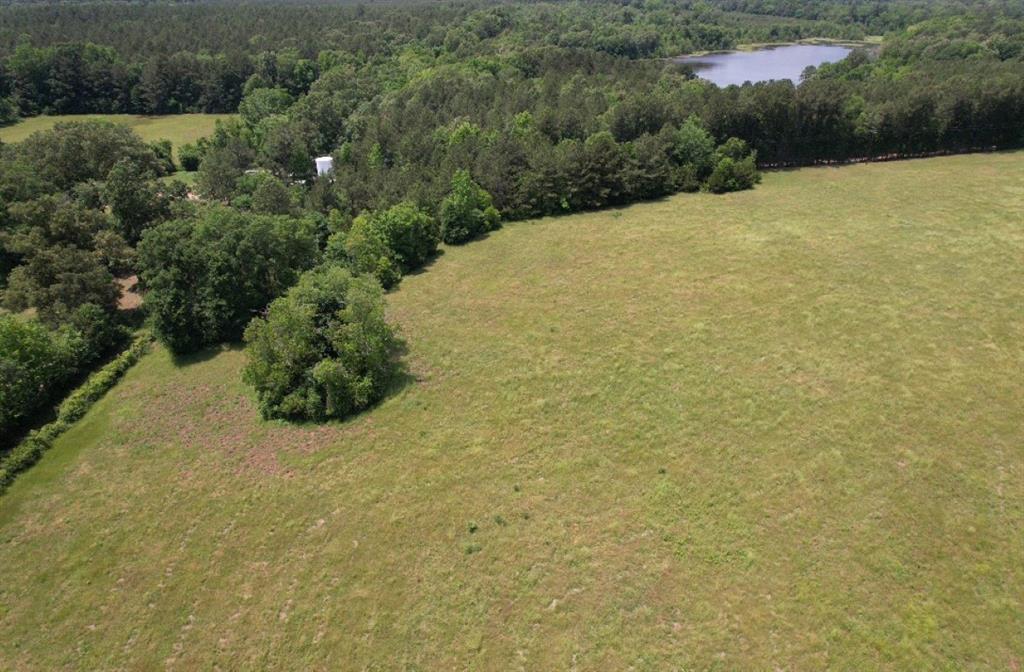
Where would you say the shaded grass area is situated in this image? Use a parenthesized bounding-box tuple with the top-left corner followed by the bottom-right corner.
(160, 170, 198, 188)
(0, 153, 1022, 669)
(0, 113, 234, 162)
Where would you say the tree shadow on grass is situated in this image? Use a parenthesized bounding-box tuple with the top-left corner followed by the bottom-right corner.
(401, 248, 445, 279)
(170, 342, 244, 368)
(383, 336, 416, 398)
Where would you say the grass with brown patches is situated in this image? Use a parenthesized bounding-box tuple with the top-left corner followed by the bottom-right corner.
(1, 152, 1022, 670)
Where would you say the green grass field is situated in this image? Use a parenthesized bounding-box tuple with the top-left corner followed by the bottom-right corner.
(0, 114, 235, 161)
(1, 153, 1022, 670)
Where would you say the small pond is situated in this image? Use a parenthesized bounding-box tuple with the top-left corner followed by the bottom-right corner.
(676, 44, 853, 87)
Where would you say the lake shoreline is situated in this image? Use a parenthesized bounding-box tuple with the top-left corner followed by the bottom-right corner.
(673, 36, 880, 60)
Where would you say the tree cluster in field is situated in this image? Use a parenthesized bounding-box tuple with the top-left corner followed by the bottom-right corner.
(242, 265, 398, 421)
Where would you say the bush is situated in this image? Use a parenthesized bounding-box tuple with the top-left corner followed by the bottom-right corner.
(138, 207, 318, 353)
(243, 265, 399, 421)
(705, 156, 761, 194)
(675, 164, 703, 193)
(334, 219, 401, 289)
(332, 202, 440, 289)
(705, 137, 761, 194)
(55, 330, 150, 424)
(178, 143, 203, 172)
(67, 302, 129, 361)
(440, 170, 500, 245)
(149, 139, 175, 176)
(715, 137, 754, 162)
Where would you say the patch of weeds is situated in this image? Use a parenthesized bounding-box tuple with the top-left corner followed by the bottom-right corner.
(467, 521, 478, 534)
(464, 542, 482, 555)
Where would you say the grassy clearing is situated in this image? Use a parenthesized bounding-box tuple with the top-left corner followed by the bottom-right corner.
(0, 114, 234, 161)
(160, 170, 198, 188)
(1, 153, 1022, 669)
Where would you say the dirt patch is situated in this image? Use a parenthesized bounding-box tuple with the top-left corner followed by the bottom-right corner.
(116, 275, 142, 310)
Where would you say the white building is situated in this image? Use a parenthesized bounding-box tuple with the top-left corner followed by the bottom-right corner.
(315, 156, 334, 177)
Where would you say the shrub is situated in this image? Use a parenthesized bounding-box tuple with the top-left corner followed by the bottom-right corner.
(178, 143, 203, 172)
(705, 156, 761, 193)
(55, 330, 150, 425)
(335, 219, 401, 289)
(333, 202, 440, 289)
(148, 139, 175, 176)
(675, 164, 703, 192)
(440, 170, 500, 244)
(67, 302, 129, 362)
(705, 137, 761, 194)
(243, 265, 399, 421)
(715, 136, 754, 162)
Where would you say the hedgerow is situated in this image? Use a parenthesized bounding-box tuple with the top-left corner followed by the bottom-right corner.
(0, 330, 152, 494)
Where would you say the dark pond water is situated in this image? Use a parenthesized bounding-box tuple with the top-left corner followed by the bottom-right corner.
(676, 44, 853, 87)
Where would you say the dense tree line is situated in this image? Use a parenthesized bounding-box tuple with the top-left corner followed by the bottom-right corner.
(180, 18, 1018, 226)
(0, 121, 188, 440)
(0, 0, 886, 119)
(0, 0, 874, 60)
(709, 0, 1022, 33)
(0, 44, 305, 116)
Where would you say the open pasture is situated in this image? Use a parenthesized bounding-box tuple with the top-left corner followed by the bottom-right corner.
(1, 152, 1021, 670)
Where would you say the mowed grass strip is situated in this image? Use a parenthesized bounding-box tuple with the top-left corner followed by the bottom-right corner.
(0, 113, 235, 161)
(1, 152, 1022, 670)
